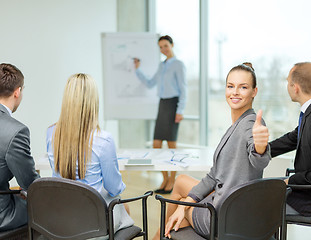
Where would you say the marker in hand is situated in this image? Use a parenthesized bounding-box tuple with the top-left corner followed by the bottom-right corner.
(133, 58, 140, 69)
(252, 109, 269, 154)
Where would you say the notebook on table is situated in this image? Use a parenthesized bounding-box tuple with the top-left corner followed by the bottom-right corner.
(125, 158, 153, 166)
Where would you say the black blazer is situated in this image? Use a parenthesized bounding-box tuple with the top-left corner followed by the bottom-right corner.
(269, 104, 311, 216)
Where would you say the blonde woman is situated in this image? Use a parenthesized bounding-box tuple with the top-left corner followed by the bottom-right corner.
(46, 73, 134, 234)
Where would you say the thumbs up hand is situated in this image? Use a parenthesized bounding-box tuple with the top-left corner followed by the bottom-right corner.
(252, 110, 269, 154)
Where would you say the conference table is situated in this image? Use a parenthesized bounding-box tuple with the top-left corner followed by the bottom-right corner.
(35, 148, 215, 173)
(117, 148, 214, 171)
(34, 147, 294, 175)
(10, 147, 293, 189)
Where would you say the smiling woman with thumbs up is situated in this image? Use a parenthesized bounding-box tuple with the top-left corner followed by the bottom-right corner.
(225, 63, 269, 155)
(152, 62, 271, 240)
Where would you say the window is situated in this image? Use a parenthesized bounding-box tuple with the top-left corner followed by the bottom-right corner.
(208, 0, 311, 146)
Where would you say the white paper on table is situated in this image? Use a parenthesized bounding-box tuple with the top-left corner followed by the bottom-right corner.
(165, 159, 189, 168)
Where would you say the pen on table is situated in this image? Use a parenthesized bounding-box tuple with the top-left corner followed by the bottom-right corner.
(170, 150, 175, 161)
(170, 156, 181, 162)
(171, 158, 184, 163)
(171, 154, 188, 162)
(169, 160, 176, 165)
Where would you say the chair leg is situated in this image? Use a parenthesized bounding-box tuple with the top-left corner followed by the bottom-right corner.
(281, 222, 287, 240)
(159, 201, 166, 240)
(274, 227, 280, 240)
(142, 197, 148, 240)
(108, 208, 115, 240)
(28, 227, 33, 240)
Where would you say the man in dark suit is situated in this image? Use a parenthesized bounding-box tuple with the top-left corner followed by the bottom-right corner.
(0, 63, 39, 231)
(270, 62, 311, 216)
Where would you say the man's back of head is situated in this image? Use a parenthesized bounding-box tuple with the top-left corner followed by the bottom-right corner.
(292, 62, 311, 96)
(0, 63, 24, 113)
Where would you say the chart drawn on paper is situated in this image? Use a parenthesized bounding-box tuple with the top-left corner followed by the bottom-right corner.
(102, 33, 160, 119)
(110, 41, 153, 98)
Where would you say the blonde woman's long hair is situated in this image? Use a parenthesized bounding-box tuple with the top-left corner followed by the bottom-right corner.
(53, 73, 100, 179)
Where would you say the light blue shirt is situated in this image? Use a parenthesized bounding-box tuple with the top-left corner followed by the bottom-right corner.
(46, 126, 125, 197)
(136, 56, 187, 114)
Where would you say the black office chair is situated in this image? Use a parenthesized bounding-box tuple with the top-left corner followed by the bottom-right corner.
(0, 190, 28, 240)
(27, 177, 153, 240)
(283, 168, 311, 240)
(156, 178, 288, 240)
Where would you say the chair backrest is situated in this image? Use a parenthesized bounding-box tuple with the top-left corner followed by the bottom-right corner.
(217, 178, 286, 240)
(27, 177, 109, 240)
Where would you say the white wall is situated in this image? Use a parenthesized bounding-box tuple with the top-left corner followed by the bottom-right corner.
(0, 0, 117, 158)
